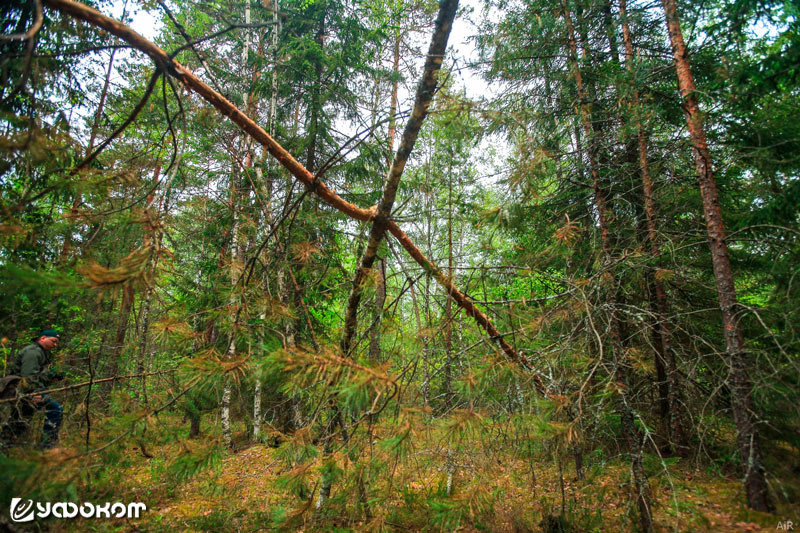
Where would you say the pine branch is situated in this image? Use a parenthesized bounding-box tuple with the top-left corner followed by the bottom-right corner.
(41, 0, 540, 384)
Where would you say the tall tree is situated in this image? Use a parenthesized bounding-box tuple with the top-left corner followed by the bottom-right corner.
(618, 0, 687, 453)
(661, 0, 773, 512)
(562, 2, 653, 528)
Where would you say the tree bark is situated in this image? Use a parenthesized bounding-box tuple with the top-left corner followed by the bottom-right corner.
(43, 0, 535, 375)
(660, 0, 773, 511)
(562, 3, 653, 530)
(368, 258, 386, 361)
(619, 0, 688, 454)
(222, 151, 245, 450)
(339, 0, 458, 358)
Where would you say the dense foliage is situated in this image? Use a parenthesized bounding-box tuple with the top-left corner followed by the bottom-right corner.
(1, 0, 798, 529)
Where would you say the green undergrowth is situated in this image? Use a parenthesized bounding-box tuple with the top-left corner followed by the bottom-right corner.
(2, 409, 798, 532)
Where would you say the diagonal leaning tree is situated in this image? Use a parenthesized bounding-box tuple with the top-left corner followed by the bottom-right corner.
(42, 0, 548, 395)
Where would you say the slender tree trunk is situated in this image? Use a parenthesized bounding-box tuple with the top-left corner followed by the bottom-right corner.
(287, 267, 320, 351)
(107, 282, 134, 388)
(367, 33, 400, 363)
(253, 371, 262, 441)
(660, 0, 772, 511)
(339, 0, 458, 357)
(254, 151, 270, 442)
(318, 1, 460, 512)
(221, 165, 242, 450)
(316, 404, 348, 510)
(269, 0, 279, 141)
(305, 5, 325, 174)
(408, 277, 429, 406)
(601, 0, 619, 65)
(423, 191, 433, 407)
(368, 258, 386, 361)
(563, 3, 653, 530)
(388, 27, 400, 157)
(443, 163, 454, 410)
(618, 0, 688, 454)
(222, 157, 243, 451)
(46, 0, 533, 371)
(252, 0, 278, 444)
(292, 4, 323, 345)
(139, 140, 182, 401)
(136, 164, 161, 404)
(223, 2, 258, 450)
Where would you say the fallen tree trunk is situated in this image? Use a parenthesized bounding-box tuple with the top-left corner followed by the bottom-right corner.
(43, 0, 541, 391)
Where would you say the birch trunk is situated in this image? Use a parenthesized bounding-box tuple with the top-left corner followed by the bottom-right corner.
(254, 0, 279, 443)
(45, 0, 533, 373)
(223, 0, 256, 450)
(221, 159, 241, 450)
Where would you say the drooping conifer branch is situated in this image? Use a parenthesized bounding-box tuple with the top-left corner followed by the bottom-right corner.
(43, 0, 542, 390)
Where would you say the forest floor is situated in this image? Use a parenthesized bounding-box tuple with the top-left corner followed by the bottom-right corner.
(9, 412, 799, 532)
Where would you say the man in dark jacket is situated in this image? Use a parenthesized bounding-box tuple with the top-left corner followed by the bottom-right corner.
(1, 329, 64, 449)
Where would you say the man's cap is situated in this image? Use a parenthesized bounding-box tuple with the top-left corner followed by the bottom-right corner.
(38, 329, 60, 339)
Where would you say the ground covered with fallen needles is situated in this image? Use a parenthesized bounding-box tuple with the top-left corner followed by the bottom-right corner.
(3, 411, 797, 532)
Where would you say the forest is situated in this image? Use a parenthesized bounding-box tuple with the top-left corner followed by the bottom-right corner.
(0, 0, 798, 530)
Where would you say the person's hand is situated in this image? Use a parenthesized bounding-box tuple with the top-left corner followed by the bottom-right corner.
(31, 395, 43, 405)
